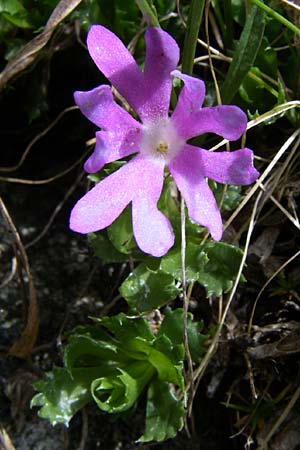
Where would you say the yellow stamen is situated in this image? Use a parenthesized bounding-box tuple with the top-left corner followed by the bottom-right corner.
(156, 141, 169, 153)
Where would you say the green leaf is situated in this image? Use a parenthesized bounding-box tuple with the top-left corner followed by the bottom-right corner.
(122, 336, 184, 388)
(158, 308, 207, 362)
(91, 361, 155, 413)
(160, 241, 244, 298)
(2, 11, 32, 28)
(155, 0, 177, 17)
(114, 0, 140, 41)
(198, 242, 244, 297)
(160, 241, 208, 282)
(210, 182, 243, 212)
(120, 263, 180, 312)
(72, 0, 113, 31)
(107, 206, 136, 254)
(154, 331, 184, 366)
(32, 311, 187, 435)
(87, 161, 126, 184)
(4, 36, 26, 60)
(96, 312, 155, 342)
(149, 338, 184, 388)
(135, 0, 160, 27)
(157, 176, 180, 221)
(139, 377, 185, 442)
(255, 37, 277, 78)
(251, 0, 300, 37)
(0, 0, 32, 28)
(64, 334, 129, 374)
(31, 367, 93, 426)
(0, 0, 25, 15)
(88, 232, 128, 263)
(231, 0, 246, 25)
(221, 4, 265, 103)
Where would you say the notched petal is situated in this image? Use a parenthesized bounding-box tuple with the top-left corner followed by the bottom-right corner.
(131, 157, 174, 257)
(172, 89, 248, 141)
(171, 70, 205, 117)
(132, 201, 174, 257)
(196, 147, 259, 185)
(74, 85, 141, 131)
(87, 25, 144, 114)
(204, 105, 248, 140)
(141, 28, 180, 121)
(86, 26, 179, 122)
(84, 128, 142, 173)
(70, 157, 142, 234)
(70, 155, 173, 257)
(171, 71, 206, 139)
(168, 145, 223, 241)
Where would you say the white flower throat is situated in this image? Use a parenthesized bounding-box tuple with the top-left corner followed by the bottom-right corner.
(141, 118, 184, 163)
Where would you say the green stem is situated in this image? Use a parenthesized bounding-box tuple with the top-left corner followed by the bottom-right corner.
(248, 69, 278, 98)
(181, 0, 205, 74)
(251, 0, 300, 37)
(135, 0, 160, 27)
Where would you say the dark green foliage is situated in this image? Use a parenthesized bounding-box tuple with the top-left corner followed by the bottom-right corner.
(31, 311, 208, 440)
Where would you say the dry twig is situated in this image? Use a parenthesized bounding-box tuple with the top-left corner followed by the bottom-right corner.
(0, 197, 38, 358)
(0, 0, 83, 90)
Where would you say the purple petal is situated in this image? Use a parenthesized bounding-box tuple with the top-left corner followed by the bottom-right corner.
(141, 28, 179, 121)
(168, 145, 223, 240)
(171, 70, 205, 126)
(84, 128, 142, 173)
(70, 155, 174, 256)
(196, 146, 259, 185)
(74, 85, 142, 130)
(171, 72, 247, 140)
(86, 26, 179, 123)
(87, 25, 144, 115)
(198, 147, 259, 185)
(131, 158, 174, 257)
(70, 156, 142, 234)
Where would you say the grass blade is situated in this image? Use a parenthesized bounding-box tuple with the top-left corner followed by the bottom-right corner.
(220, 5, 265, 103)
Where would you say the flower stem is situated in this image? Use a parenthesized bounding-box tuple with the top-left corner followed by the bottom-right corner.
(250, 0, 300, 37)
(181, 0, 205, 75)
(135, 0, 160, 27)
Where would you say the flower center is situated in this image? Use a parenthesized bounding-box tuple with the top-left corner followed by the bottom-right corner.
(141, 118, 184, 163)
(156, 141, 169, 154)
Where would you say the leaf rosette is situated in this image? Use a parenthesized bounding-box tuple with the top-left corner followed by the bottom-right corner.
(31, 311, 206, 441)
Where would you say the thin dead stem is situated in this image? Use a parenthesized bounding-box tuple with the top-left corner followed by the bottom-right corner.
(0, 427, 16, 450)
(0, 151, 88, 185)
(25, 171, 85, 249)
(76, 408, 88, 450)
(281, 0, 300, 12)
(181, 197, 195, 415)
(205, 0, 222, 104)
(0, 106, 78, 173)
(211, 101, 300, 153)
(189, 191, 262, 411)
(177, 0, 227, 62)
(0, 196, 39, 358)
(257, 381, 300, 450)
(0, 257, 17, 289)
(223, 129, 300, 232)
(248, 248, 300, 334)
(260, 182, 300, 230)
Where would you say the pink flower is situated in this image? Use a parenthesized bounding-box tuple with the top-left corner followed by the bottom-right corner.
(70, 25, 259, 257)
